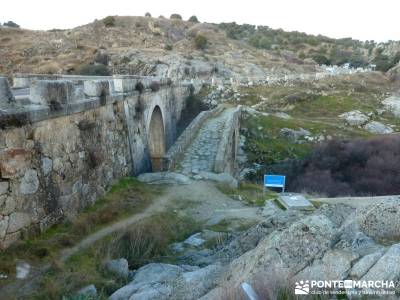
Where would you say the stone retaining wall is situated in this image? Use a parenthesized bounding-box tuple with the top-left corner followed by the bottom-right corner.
(0, 75, 192, 248)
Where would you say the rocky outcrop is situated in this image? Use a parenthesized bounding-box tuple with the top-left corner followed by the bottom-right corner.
(339, 110, 369, 126)
(364, 121, 394, 134)
(109, 263, 222, 300)
(357, 202, 400, 243)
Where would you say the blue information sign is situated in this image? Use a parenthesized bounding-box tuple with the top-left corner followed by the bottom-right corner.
(264, 175, 286, 192)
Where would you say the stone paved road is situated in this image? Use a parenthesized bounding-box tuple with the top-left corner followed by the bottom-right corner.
(176, 108, 235, 175)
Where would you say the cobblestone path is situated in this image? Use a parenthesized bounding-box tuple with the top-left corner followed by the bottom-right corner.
(176, 107, 235, 175)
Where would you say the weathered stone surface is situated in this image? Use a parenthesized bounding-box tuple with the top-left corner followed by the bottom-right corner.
(16, 261, 31, 279)
(277, 193, 314, 210)
(0, 148, 32, 178)
(295, 249, 359, 281)
(20, 169, 39, 195)
(357, 202, 400, 243)
(349, 249, 385, 279)
(362, 243, 400, 281)
(183, 232, 206, 247)
(137, 172, 190, 185)
(279, 127, 310, 142)
(41, 157, 52, 176)
(0, 216, 9, 239)
(364, 121, 394, 134)
(7, 212, 31, 233)
(0, 77, 15, 104)
(339, 110, 369, 126)
(382, 96, 400, 117)
(0, 182, 9, 195)
(194, 172, 238, 188)
(30, 80, 73, 108)
(105, 258, 129, 278)
(77, 284, 97, 297)
(83, 80, 110, 97)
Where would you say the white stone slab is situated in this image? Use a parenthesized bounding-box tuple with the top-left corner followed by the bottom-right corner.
(277, 193, 314, 210)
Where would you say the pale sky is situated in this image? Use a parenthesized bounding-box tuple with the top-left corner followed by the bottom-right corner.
(2, 0, 399, 42)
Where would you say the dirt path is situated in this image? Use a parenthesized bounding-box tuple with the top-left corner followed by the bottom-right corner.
(62, 179, 262, 261)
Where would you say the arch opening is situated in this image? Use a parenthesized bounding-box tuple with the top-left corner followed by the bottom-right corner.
(148, 106, 166, 171)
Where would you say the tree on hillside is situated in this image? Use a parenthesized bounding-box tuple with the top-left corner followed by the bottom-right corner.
(188, 16, 199, 23)
(170, 14, 182, 20)
(103, 16, 115, 27)
(194, 34, 207, 50)
(3, 21, 20, 28)
(145, 12, 152, 17)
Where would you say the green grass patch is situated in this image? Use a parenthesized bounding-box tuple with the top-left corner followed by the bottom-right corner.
(216, 182, 277, 206)
(30, 212, 200, 299)
(0, 177, 161, 283)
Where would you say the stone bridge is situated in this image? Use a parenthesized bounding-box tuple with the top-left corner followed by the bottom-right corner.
(0, 74, 195, 248)
(0, 74, 241, 248)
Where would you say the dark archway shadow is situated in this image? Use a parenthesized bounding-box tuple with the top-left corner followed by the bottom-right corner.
(148, 105, 166, 171)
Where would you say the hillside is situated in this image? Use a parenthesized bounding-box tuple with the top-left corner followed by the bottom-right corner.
(0, 16, 317, 79)
(1, 15, 400, 80)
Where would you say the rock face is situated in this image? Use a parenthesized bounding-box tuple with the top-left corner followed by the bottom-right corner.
(339, 110, 369, 126)
(364, 121, 394, 134)
(109, 263, 222, 300)
(219, 214, 338, 289)
(105, 258, 129, 278)
(0, 77, 15, 104)
(349, 249, 384, 279)
(357, 202, 400, 243)
(361, 244, 400, 281)
(279, 128, 311, 142)
(382, 96, 400, 117)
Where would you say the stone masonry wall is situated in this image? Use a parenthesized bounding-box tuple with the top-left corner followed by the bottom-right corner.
(0, 75, 191, 248)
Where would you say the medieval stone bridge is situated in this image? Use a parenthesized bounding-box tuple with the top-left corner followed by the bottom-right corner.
(0, 74, 240, 248)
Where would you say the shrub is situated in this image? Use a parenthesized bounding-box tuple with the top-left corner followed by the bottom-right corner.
(103, 16, 115, 27)
(287, 135, 400, 196)
(145, 12, 151, 17)
(164, 43, 173, 51)
(3, 21, 20, 28)
(76, 64, 111, 76)
(194, 33, 208, 50)
(188, 15, 199, 23)
(170, 14, 182, 20)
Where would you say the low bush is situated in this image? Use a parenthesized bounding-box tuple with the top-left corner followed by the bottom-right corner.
(287, 135, 400, 196)
(194, 33, 208, 50)
(170, 14, 182, 20)
(188, 15, 199, 23)
(75, 64, 111, 76)
(103, 16, 116, 27)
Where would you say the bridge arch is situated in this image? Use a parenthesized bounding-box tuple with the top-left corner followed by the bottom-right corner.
(148, 105, 166, 171)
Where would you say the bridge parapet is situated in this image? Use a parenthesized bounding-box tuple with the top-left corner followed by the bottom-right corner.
(214, 106, 241, 174)
(0, 74, 188, 128)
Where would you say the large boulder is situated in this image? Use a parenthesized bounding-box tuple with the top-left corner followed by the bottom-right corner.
(361, 243, 400, 282)
(382, 96, 400, 117)
(349, 249, 385, 279)
(295, 249, 359, 281)
(110, 263, 222, 300)
(105, 258, 129, 278)
(364, 121, 394, 134)
(217, 215, 338, 290)
(339, 110, 369, 126)
(357, 202, 400, 244)
(279, 128, 311, 142)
